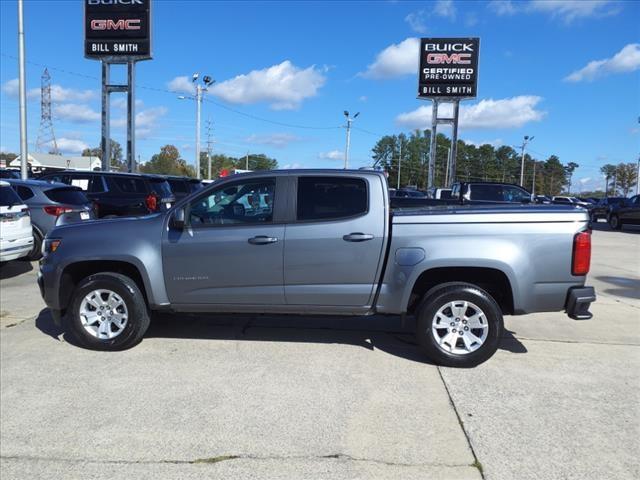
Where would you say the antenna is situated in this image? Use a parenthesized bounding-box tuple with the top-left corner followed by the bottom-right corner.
(36, 68, 59, 154)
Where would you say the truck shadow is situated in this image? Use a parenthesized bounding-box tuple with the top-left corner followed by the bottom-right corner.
(35, 309, 527, 363)
(0, 261, 33, 280)
(596, 276, 640, 300)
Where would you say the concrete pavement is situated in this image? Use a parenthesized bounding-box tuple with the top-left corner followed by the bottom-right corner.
(1, 225, 638, 479)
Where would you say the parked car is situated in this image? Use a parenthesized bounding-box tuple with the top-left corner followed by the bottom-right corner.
(0, 180, 33, 262)
(427, 187, 453, 199)
(0, 168, 21, 179)
(451, 182, 532, 204)
(39, 171, 175, 218)
(608, 195, 640, 230)
(552, 196, 590, 207)
(590, 197, 626, 221)
(390, 188, 426, 198)
(39, 170, 595, 367)
(6, 179, 95, 260)
(534, 195, 552, 204)
(163, 176, 203, 200)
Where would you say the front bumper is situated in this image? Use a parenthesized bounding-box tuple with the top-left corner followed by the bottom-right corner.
(566, 286, 596, 320)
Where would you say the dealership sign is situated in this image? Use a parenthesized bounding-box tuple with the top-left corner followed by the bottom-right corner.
(85, 0, 152, 60)
(418, 37, 479, 99)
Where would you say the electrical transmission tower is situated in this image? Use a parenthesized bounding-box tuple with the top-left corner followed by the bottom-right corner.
(36, 68, 58, 154)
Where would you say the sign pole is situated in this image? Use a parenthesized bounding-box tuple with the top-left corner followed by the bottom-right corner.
(428, 99, 438, 189)
(448, 99, 460, 187)
(101, 61, 111, 172)
(127, 61, 136, 172)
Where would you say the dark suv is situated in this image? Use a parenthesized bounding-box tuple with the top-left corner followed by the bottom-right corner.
(163, 176, 203, 200)
(608, 195, 640, 230)
(40, 171, 175, 218)
(590, 197, 625, 221)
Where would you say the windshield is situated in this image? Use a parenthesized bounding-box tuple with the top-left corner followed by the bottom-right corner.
(0, 185, 22, 206)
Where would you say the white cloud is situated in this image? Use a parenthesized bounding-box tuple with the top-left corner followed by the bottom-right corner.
(396, 96, 546, 130)
(488, 0, 517, 15)
(208, 61, 326, 110)
(55, 137, 89, 154)
(245, 133, 301, 148)
(2, 79, 94, 102)
(433, 0, 456, 20)
(167, 76, 195, 95)
(319, 150, 344, 161)
(111, 106, 167, 139)
(53, 103, 100, 122)
(280, 162, 303, 170)
(360, 37, 420, 79)
(528, 0, 620, 23)
(564, 43, 640, 82)
(405, 10, 427, 33)
(464, 138, 504, 147)
(359, 95, 368, 102)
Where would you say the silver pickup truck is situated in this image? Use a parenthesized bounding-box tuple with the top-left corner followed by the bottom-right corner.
(38, 170, 595, 367)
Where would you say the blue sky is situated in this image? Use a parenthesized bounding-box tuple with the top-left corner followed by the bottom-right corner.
(0, 0, 638, 191)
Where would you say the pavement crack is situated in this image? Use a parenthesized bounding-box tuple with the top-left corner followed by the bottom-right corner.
(437, 367, 486, 480)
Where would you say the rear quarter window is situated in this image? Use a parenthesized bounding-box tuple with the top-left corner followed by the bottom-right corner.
(44, 188, 90, 205)
(15, 185, 35, 201)
(108, 176, 147, 194)
(168, 179, 187, 194)
(149, 179, 173, 198)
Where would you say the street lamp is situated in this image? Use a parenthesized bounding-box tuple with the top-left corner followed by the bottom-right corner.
(343, 110, 359, 169)
(520, 135, 534, 187)
(178, 73, 215, 179)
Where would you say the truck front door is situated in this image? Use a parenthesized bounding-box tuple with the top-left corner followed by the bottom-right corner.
(163, 177, 286, 305)
(283, 175, 386, 307)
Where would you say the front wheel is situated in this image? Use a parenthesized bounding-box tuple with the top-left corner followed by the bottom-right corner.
(416, 283, 504, 368)
(68, 272, 150, 350)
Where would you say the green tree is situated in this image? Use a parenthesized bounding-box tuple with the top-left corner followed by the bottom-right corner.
(140, 145, 195, 176)
(564, 162, 579, 194)
(599, 164, 617, 196)
(82, 139, 125, 171)
(614, 162, 638, 196)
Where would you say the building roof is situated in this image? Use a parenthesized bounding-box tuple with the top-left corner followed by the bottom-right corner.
(10, 152, 101, 170)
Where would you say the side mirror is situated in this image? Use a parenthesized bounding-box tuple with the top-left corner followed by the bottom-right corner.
(170, 207, 185, 230)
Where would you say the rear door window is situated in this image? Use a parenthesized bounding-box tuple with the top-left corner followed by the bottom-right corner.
(44, 187, 90, 205)
(470, 184, 503, 201)
(297, 176, 367, 221)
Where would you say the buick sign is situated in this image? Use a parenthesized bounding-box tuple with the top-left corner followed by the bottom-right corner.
(418, 37, 479, 99)
(85, 0, 152, 60)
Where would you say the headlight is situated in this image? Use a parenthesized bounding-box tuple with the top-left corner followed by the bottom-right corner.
(42, 238, 62, 256)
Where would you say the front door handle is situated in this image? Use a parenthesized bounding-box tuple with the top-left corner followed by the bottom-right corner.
(248, 235, 278, 245)
(343, 232, 374, 242)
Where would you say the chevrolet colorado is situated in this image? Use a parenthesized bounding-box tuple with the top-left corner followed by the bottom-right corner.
(38, 170, 595, 367)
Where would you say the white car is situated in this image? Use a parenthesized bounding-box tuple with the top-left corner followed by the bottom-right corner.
(0, 180, 34, 262)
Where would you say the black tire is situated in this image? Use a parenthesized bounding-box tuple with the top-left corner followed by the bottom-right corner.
(24, 229, 42, 261)
(608, 214, 621, 230)
(415, 282, 503, 368)
(68, 272, 150, 351)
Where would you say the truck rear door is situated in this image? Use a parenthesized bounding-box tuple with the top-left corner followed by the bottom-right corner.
(283, 174, 386, 306)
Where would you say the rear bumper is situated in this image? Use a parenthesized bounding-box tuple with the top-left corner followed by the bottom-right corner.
(566, 286, 596, 320)
(0, 235, 33, 262)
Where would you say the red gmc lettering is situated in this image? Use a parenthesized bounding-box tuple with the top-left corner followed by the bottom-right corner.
(90, 19, 141, 30)
(426, 53, 471, 65)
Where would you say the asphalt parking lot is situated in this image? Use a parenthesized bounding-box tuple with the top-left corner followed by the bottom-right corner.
(1, 223, 639, 480)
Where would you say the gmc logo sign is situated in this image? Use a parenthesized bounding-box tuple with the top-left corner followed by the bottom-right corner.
(90, 19, 141, 30)
(426, 53, 472, 65)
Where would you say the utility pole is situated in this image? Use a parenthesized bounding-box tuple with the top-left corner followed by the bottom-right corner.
(206, 118, 213, 180)
(343, 111, 359, 169)
(519, 135, 534, 187)
(531, 160, 536, 196)
(444, 146, 451, 187)
(397, 141, 402, 189)
(17, 0, 28, 179)
(179, 74, 214, 180)
(636, 155, 639, 195)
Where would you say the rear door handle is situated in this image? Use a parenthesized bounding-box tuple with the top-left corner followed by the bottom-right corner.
(343, 232, 374, 242)
(248, 235, 278, 245)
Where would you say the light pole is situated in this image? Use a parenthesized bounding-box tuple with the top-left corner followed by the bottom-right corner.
(17, 0, 28, 179)
(178, 73, 214, 179)
(343, 111, 359, 169)
(519, 135, 534, 187)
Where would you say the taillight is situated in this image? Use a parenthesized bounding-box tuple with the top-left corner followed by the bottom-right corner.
(145, 194, 159, 212)
(572, 230, 591, 276)
(43, 206, 73, 217)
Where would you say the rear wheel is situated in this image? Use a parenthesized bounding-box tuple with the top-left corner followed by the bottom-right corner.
(24, 229, 42, 261)
(416, 283, 503, 368)
(68, 272, 150, 351)
(609, 214, 621, 230)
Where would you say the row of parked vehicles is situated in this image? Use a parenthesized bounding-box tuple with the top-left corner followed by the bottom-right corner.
(389, 181, 639, 229)
(0, 169, 203, 262)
